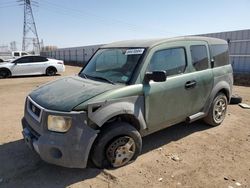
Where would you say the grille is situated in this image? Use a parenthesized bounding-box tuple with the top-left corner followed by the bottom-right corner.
(27, 97, 43, 122)
(29, 101, 41, 118)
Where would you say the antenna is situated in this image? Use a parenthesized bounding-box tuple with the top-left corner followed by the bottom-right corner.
(19, 0, 40, 54)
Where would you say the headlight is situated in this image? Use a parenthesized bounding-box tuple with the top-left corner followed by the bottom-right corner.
(47, 115, 72, 133)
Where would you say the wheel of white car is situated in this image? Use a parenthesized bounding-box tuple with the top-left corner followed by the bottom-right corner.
(46, 67, 57, 76)
(0, 68, 11, 79)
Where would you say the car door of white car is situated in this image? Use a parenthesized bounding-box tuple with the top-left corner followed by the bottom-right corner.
(11, 56, 34, 76)
(12, 56, 47, 76)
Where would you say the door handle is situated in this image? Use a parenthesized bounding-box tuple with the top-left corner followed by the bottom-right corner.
(185, 80, 196, 89)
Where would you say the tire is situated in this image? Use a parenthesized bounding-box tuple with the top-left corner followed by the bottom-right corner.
(204, 92, 228, 126)
(230, 95, 242, 104)
(91, 122, 142, 169)
(46, 67, 57, 76)
(0, 69, 11, 79)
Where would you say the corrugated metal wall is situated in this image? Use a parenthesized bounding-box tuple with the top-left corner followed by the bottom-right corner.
(41, 44, 102, 64)
(41, 29, 250, 73)
(199, 29, 250, 73)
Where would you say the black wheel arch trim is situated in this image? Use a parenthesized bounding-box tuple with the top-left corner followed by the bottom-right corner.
(203, 81, 232, 115)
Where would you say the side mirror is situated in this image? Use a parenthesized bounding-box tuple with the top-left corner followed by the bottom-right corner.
(145, 71, 166, 82)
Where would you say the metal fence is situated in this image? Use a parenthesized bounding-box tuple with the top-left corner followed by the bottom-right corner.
(200, 29, 250, 73)
(41, 29, 250, 73)
(41, 44, 102, 65)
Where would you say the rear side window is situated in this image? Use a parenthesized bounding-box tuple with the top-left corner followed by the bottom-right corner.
(210, 44, 229, 67)
(148, 48, 186, 76)
(33, 56, 48, 62)
(190, 45, 209, 71)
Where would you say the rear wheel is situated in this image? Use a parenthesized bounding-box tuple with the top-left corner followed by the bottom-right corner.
(204, 93, 228, 126)
(46, 67, 57, 76)
(91, 122, 142, 169)
(0, 69, 11, 79)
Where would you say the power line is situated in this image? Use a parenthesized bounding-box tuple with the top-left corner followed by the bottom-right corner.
(38, 4, 146, 34)
(0, 0, 17, 4)
(2, 0, 183, 37)
(0, 4, 19, 9)
(40, 0, 183, 36)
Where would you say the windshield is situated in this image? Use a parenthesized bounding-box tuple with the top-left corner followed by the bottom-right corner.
(80, 48, 145, 84)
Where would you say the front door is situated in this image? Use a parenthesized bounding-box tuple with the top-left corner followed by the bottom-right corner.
(143, 41, 213, 133)
(144, 44, 195, 132)
(11, 56, 34, 76)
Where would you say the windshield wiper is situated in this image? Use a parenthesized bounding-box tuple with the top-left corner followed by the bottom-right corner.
(87, 75, 115, 85)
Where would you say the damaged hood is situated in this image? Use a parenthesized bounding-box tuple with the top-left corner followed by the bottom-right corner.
(29, 76, 120, 111)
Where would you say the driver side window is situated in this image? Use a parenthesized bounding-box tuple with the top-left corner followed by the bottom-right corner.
(148, 48, 186, 76)
(14, 57, 30, 64)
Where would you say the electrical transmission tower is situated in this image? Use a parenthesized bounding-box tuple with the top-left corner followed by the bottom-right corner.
(19, 0, 40, 54)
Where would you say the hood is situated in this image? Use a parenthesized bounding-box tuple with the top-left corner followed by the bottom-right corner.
(29, 76, 120, 111)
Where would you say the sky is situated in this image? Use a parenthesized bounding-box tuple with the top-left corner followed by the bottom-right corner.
(0, 0, 250, 50)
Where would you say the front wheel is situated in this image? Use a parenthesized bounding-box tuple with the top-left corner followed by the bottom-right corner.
(204, 93, 228, 126)
(0, 69, 11, 79)
(91, 122, 142, 169)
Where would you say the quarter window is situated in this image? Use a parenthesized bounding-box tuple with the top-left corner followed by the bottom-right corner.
(148, 48, 186, 76)
(190, 45, 209, 71)
(210, 44, 229, 67)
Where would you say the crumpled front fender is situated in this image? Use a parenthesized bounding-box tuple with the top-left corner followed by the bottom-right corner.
(87, 96, 147, 130)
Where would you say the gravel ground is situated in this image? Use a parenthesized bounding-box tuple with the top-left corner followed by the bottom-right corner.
(0, 65, 249, 188)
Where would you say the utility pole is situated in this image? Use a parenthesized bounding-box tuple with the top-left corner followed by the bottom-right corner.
(19, 0, 40, 54)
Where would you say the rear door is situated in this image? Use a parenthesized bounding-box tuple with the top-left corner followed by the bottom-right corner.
(188, 41, 214, 115)
(31, 56, 48, 74)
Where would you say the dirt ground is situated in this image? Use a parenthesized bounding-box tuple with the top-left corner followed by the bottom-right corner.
(0, 65, 249, 188)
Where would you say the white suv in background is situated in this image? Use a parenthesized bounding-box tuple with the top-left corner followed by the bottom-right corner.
(0, 56, 65, 78)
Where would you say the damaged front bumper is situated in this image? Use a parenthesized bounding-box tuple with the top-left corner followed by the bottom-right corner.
(21, 97, 98, 168)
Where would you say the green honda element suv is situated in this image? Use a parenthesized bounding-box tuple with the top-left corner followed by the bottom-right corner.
(22, 36, 233, 168)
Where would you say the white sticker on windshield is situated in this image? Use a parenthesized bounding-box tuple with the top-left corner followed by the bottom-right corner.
(125, 48, 144, 55)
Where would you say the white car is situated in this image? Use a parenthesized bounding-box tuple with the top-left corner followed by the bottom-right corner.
(0, 56, 65, 78)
